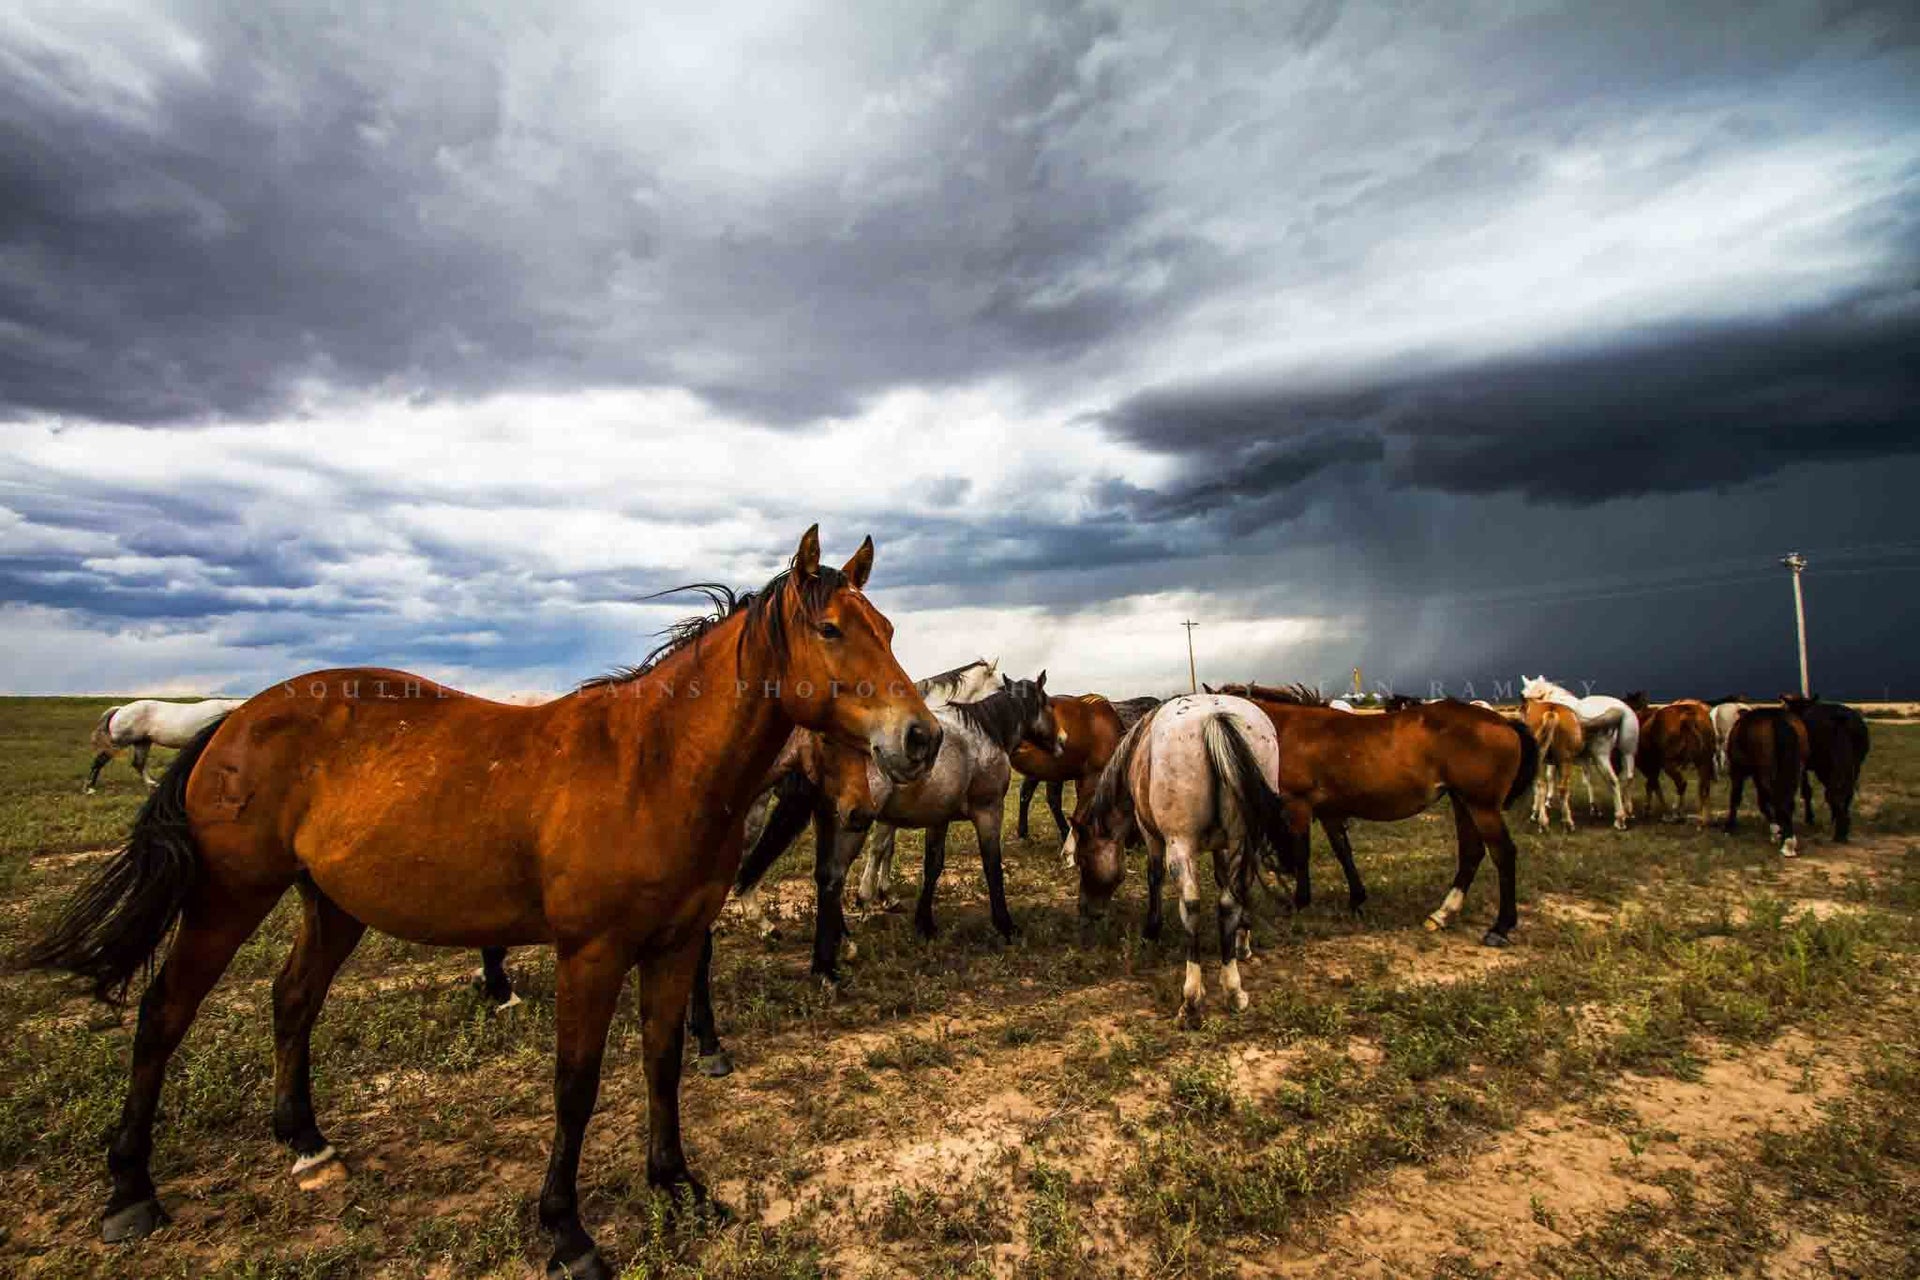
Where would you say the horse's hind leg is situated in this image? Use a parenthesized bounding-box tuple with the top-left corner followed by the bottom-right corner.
(1469, 806, 1520, 947)
(974, 803, 1018, 939)
(475, 946, 518, 1009)
(1169, 838, 1206, 1027)
(1016, 775, 1039, 840)
(1725, 765, 1747, 834)
(812, 810, 870, 980)
(1426, 795, 1488, 933)
(104, 885, 283, 1242)
(1141, 833, 1166, 941)
(1214, 847, 1251, 1012)
(272, 882, 367, 1183)
(686, 930, 731, 1078)
(1045, 782, 1069, 843)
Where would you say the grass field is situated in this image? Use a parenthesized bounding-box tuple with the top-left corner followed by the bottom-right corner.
(1, 696, 1917, 1278)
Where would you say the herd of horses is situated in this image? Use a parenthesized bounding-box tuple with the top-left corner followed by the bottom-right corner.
(22, 529, 1875, 1279)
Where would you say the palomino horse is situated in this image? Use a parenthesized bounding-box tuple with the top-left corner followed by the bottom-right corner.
(1212, 683, 1536, 946)
(1725, 706, 1810, 856)
(1520, 677, 1638, 829)
(85, 698, 246, 793)
(1070, 694, 1299, 1025)
(1013, 693, 1126, 848)
(850, 673, 1058, 935)
(1629, 698, 1717, 823)
(1523, 699, 1584, 830)
(1781, 695, 1871, 843)
(24, 529, 939, 1280)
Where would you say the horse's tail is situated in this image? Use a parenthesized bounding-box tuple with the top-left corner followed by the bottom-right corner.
(1680, 710, 1717, 780)
(1766, 710, 1802, 811)
(89, 705, 122, 754)
(1505, 716, 1540, 809)
(21, 717, 227, 1003)
(1201, 713, 1298, 878)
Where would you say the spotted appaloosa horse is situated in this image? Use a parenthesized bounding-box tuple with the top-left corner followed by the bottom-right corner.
(25, 528, 939, 1280)
(1725, 706, 1809, 856)
(1069, 694, 1300, 1025)
(85, 698, 246, 793)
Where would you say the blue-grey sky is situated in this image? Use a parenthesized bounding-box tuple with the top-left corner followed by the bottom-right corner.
(3, 0, 1917, 698)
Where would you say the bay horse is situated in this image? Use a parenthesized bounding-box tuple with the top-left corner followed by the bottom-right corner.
(1520, 677, 1638, 829)
(85, 698, 246, 793)
(1069, 694, 1300, 1025)
(1724, 705, 1809, 856)
(22, 528, 939, 1280)
(1781, 695, 1871, 843)
(1212, 683, 1536, 947)
(1013, 693, 1125, 849)
(1633, 699, 1717, 823)
(1523, 699, 1584, 830)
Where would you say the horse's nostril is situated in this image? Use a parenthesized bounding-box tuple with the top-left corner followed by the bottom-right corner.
(905, 721, 934, 761)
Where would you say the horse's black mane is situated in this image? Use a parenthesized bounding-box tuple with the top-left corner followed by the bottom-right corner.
(579, 560, 848, 690)
(951, 678, 1045, 752)
(1082, 705, 1156, 833)
(1215, 681, 1327, 706)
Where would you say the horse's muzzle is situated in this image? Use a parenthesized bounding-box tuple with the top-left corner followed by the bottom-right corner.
(874, 717, 941, 782)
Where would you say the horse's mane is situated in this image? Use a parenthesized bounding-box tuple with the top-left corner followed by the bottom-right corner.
(1108, 696, 1162, 729)
(579, 557, 847, 689)
(1215, 681, 1327, 706)
(917, 658, 996, 706)
(1082, 704, 1158, 833)
(1075, 693, 1110, 706)
(949, 678, 1045, 752)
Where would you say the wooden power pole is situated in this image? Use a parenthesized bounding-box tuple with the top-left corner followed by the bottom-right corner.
(1182, 620, 1198, 693)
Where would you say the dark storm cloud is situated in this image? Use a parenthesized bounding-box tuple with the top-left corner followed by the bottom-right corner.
(1100, 288, 1920, 518)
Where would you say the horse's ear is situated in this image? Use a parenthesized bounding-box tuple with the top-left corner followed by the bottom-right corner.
(1001, 673, 1012, 689)
(793, 525, 822, 579)
(841, 535, 874, 589)
(1202, 682, 1215, 694)
(1036, 669, 1047, 689)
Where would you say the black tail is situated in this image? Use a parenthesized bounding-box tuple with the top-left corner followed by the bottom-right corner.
(1504, 719, 1539, 809)
(19, 719, 224, 1003)
(1202, 714, 1301, 879)
(1766, 710, 1802, 819)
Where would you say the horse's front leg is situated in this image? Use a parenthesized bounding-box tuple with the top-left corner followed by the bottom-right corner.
(1016, 775, 1040, 840)
(475, 946, 518, 1010)
(1044, 782, 1070, 843)
(1168, 839, 1206, 1027)
(84, 750, 113, 794)
(812, 810, 870, 981)
(974, 804, 1018, 939)
(854, 823, 898, 910)
(913, 823, 949, 940)
(539, 937, 629, 1280)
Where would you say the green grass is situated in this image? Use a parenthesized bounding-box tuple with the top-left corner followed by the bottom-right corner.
(2, 701, 1918, 1277)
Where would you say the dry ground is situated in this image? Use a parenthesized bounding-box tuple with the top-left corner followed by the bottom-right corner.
(1, 696, 1917, 1278)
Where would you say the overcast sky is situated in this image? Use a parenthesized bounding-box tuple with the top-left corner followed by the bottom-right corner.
(3, 0, 1917, 700)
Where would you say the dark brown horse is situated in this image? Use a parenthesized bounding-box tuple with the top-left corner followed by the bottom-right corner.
(1013, 693, 1127, 847)
(1210, 683, 1536, 946)
(1781, 695, 1871, 843)
(22, 529, 939, 1280)
(1633, 699, 1717, 823)
(1724, 706, 1810, 856)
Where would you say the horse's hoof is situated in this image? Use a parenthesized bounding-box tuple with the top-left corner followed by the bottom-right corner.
(101, 1197, 169, 1243)
(547, 1246, 613, 1280)
(842, 938, 858, 961)
(1424, 914, 1445, 932)
(293, 1145, 348, 1190)
(492, 993, 523, 1014)
(1231, 989, 1250, 1012)
(1481, 930, 1511, 949)
(1176, 1002, 1204, 1030)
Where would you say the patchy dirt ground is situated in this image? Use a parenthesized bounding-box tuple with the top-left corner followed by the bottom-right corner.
(1, 699, 1917, 1278)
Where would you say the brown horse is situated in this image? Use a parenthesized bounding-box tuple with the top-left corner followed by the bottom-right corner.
(1211, 683, 1536, 946)
(1013, 693, 1126, 848)
(1725, 706, 1810, 856)
(22, 528, 939, 1280)
(1634, 699, 1717, 823)
(1523, 699, 1584, 830)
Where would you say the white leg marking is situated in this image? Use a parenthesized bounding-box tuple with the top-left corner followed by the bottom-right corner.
(1183, 959, 1204, 1006)
(1782, 835, 1798, 858)
(493, 992, 522, 1013)
(1222, 958, 1248, 1012)
(292, 1145, 338, 1176)
(1236, 926, 1252, 961)
(1768, 822, 1781, 844)
(1060, 828, 1077, 870)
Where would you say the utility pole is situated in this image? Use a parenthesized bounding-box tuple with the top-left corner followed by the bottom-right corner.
(1182, 620, 1199, 693)
(1781, 552, 1809, 696)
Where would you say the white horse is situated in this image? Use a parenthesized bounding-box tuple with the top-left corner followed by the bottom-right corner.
(915, 657, 1000, 709)
(85, 698, 246, 793)
(1710, 701, 1747, 777)
(1519, 676, 1639, 829)
(1068, 694, 1299, 1025)
(1327, 698, 1358, 713)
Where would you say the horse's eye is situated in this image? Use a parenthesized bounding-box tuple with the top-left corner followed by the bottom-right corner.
(820, 622, 842, 640)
